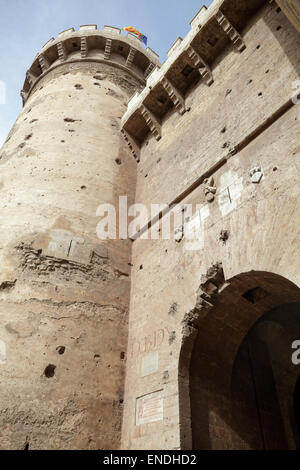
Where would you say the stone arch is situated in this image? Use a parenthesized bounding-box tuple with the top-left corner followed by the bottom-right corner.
(178, 265, 300, 449)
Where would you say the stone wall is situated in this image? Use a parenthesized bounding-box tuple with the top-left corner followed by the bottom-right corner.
(121, 2, 300, 450)
(0, 62, 139, 450)
(0, 0, 299, 451)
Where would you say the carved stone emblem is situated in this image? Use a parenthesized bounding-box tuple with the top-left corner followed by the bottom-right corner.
(204, 176, 217, 202)
(249, 166, 263, 184)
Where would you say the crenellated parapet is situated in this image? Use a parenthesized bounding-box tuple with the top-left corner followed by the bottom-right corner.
(21, 24, 160, 105)
(121, 0, 265, 160)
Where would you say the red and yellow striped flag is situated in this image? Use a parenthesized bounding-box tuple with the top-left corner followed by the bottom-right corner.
(122, 26, 148, 45)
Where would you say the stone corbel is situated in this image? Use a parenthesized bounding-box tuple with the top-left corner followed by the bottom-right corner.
(57, 41, 68, 62)
(215, 10, 246, 52)
(26, 70, 37, 86)
(126, 47, 137, 68)
(80, 36, 88, 58)
(140, 105, 162, 141)
(161, 77, 186, 115)
(20, 90, 29, 105)
(121, 129, 141, 162)
(104, 39, 112, 60)
(186, 45, 214, 86)
(38, 54, 50, 73)
(144, 62, 156, 79)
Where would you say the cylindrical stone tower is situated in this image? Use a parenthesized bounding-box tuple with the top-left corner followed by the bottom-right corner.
(0, 25, 159, 450)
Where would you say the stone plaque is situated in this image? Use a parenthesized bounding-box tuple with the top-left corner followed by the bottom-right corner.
(136, 390, 164, 426)
(141, 351, 158, 377)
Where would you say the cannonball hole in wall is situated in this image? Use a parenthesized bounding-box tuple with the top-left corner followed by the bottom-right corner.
(44, 364, 56, 378)
(56, 346, 66, 355)
(120, 352, 126, 360)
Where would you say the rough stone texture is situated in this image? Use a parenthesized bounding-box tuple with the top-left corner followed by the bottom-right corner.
(121, 1, 300, 451)
(133, 4, 300, 218)
(0, 42, 143, 449)
(0, 0, 300, 451)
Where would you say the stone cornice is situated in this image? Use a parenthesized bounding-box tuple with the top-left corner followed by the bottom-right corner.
(121, 0, 266, 160)
(21, 25, 160, 105)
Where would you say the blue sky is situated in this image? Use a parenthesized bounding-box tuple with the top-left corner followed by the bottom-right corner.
(0, 0, 212, 147)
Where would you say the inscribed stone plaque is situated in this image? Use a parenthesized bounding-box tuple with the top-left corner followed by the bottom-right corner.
(141, 351, 158, 377)
(136, 390, 164, 426)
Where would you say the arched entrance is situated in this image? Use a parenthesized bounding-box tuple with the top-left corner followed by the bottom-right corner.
(179, 268, 300, 450)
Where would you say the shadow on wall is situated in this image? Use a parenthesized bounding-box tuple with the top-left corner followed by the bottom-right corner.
(179, 270, 300, 450)
(263, 2, 300, 74)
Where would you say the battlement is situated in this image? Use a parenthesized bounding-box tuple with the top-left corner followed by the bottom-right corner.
(121, 0, 265, 160)
(21, 25, 160, 105)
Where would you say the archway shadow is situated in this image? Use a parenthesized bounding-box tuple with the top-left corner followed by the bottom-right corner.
(179, 269, 300, 450)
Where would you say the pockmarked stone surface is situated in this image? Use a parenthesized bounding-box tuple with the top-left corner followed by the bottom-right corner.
(0, 0, 300, 451)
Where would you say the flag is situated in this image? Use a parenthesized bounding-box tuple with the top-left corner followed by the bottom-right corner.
(122, 26, 148, 46)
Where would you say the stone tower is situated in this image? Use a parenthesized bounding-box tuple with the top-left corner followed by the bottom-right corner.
(0, 25, 159, 450)
(1, 0, 300, 452)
